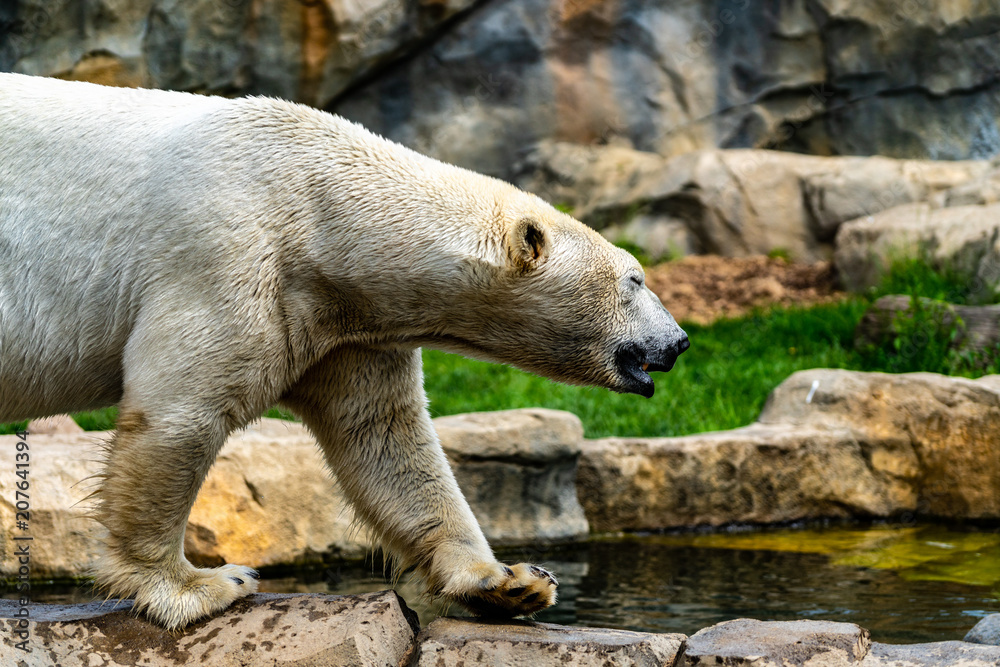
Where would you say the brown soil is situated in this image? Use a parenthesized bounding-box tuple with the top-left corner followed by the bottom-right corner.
(646, 255, 844, 325)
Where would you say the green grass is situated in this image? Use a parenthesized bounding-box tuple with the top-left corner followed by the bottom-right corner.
(870, 257, 982, 305)
(4, 260, 998, 438)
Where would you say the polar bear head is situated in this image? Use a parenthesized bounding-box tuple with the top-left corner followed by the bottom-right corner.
(311, 122, 687, 397)
(419, 185, 689, 398)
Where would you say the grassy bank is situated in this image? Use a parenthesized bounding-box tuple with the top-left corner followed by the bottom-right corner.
(4, 260, 997, 438)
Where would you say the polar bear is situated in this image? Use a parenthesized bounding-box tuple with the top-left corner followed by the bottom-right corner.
(0, 73, 688, 630)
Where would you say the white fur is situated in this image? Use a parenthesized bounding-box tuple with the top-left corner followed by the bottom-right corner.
(0, 73, 685, 629)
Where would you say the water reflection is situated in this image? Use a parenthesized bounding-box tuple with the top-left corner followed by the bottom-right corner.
(529, 537, 997, 644)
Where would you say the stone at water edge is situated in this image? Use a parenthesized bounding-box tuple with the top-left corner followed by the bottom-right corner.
(965, 614, 1000, 645)
(0, 591, 419, 667)
(685, 618, 871, 666)
(861, 642, 1000, 666)
(759, 369, 1000, 520)
(0, 420, 370, 581)
(412, 616, 684, 667)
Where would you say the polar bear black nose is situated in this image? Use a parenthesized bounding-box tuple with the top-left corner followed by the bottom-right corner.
(677, 335, 690, 353)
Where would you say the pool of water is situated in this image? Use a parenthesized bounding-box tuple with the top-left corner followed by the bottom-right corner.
(13, 523, 999, 644)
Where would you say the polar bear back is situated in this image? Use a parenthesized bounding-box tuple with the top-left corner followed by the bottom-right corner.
(0, 74, 511, 420)
(0, 75, 260, 418)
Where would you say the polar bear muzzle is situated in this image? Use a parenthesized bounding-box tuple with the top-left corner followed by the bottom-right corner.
(613, 333, 690, 398)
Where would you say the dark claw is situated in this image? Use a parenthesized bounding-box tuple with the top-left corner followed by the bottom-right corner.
(502, 566, 514, 577)
(506, 587, 526, 597)
(230, 577, 245, 586)
(248, 569, 260, 580)
(529, 565, 557, 585)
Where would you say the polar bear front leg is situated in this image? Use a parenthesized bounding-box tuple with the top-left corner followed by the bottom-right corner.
(94, 408, 259, 630)
(284, 346, 557, 617)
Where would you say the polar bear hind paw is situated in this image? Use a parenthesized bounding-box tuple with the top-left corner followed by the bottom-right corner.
(455, 562, 558, 618)
(105, 562, 260, 631)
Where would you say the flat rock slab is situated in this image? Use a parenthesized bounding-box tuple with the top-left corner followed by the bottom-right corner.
(685, 618, 871, 666)
(861, 641, 1000, 666)
(0, 591, 418, 667)
(412, 616, 684, 666)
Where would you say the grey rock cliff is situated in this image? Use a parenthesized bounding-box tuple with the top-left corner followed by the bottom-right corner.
(4, 1, 1000, 180)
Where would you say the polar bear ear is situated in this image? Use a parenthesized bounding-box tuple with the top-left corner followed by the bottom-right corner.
(507, 217, 548, 271)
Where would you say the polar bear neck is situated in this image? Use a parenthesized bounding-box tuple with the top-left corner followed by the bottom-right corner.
(202, 96, 528, 352)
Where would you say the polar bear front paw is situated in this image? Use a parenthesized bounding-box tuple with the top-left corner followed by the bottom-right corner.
(452, 562, 558, 617)
(125, 563, 260, 631)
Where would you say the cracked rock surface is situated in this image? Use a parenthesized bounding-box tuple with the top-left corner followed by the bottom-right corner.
(412, 617, 685, 666)
(0, 591, 419, 667)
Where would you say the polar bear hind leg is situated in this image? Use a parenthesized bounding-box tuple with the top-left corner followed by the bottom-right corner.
(282, 345, 557, 616)
(92, 406, 259, 630)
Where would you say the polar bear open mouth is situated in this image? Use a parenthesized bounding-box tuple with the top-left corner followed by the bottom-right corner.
(614, 342, 680, 398)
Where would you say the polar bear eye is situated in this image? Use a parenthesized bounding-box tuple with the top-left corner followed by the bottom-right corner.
(629, 274, 644, 289)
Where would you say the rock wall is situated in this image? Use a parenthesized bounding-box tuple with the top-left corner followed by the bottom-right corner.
(3, 1, 999, 180)
(0, 409, 588, 579)
(0, 0, 477, 108)
(516, 145, 988, 261)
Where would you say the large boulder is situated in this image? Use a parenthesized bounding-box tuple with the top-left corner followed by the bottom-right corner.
(578, 369, 1000, 532)
(0, 591, 419, 666)
(516, 146, 986, 261)
(0, 419, 368, 580)
(965, 615, 1000, 646)
(578, 423, 902, 532)
(0, 409, 587, 579)
(759, 370, 1000, 519)
(835, 202, 1000, 294)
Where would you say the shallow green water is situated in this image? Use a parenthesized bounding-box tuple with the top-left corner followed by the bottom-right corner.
(14, 523, 1000, 644)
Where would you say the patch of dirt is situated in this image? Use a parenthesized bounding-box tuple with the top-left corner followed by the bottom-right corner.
(646, 255, 844, 325)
